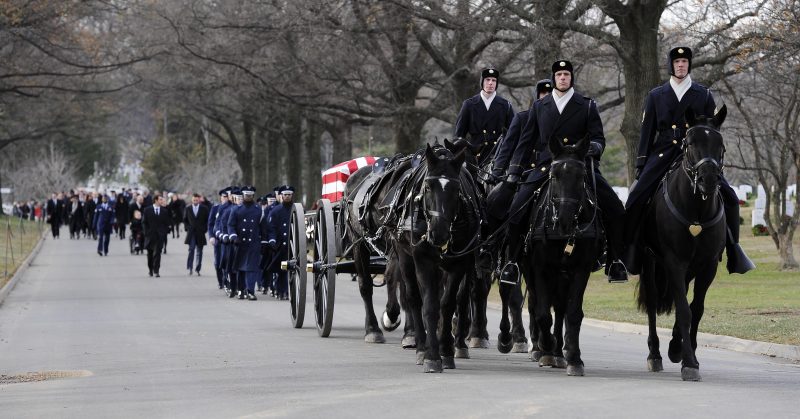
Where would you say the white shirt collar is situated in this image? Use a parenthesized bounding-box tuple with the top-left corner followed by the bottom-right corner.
(480, 90, 496, 111)
(670, 74, 692, 102)
(552, 87, 575, 114)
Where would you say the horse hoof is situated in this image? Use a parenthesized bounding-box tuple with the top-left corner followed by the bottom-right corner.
(530, 350, 543, 362)
(538, 355, 556, 367)
(442, 356, 456, 369)
(497, 336, 513, 354)
(364, 332, 386, 344)
(681, 367, 702, 381)
(468, 337, 490, 349)
(416, 352, 425, 365)
(423, 359, 443, 373)
(567, 364, 585, 376)
(455, 348, 470, 359)
(648, 358, 664, 372)
(554, 356, 567, 369)
(512, 342, 529, 353)
(401, 336, 417, 349)
(382, 311, 401, 332)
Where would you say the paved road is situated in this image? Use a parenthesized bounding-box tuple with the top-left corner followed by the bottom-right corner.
(0, 231, 798, 418)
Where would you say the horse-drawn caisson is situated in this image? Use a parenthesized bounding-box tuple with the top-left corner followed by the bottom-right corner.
(277, 52, 751, 380)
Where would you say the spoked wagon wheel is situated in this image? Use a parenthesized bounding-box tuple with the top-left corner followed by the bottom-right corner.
(313, 199, 337, 337)
(287, 202, 307, 328)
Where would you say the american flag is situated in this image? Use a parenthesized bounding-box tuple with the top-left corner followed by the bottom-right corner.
(321, 157, 378, 202)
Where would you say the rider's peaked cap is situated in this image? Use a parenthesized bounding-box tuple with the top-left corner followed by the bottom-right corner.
(668, 47, 692, 76)
(536, 79, 553, 96)
(480, 68, 499, 89)
(551, 60, 574, 89)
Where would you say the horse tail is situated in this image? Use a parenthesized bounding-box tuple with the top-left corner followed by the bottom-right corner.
(636, 254, 674, 315)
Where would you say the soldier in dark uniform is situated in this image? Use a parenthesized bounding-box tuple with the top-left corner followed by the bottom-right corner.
(227, 186, 270, 300)
(454, 67, 515, 165)
(502, 60, 628, 283)
(208, 188, 229, 289)
(219, 187, 242, 298)
(93, 194, 115, 256)
(626, 47, 753, 275)
(256, 194, 274, 293)
(266, 186, 295, 300)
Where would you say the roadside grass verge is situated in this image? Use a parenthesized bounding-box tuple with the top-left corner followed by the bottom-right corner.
(0, 215, 45, 290)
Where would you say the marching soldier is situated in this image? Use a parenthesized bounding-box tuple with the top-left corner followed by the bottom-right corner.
(93, 194, 115, 256)
(208, 188, 230, 289)
(219, 187, 242, 298)
(266, 186, 295, 300)
(227, 186, 270, 300)
(626, 46, 753, 275)
(502, 60, 629, 283)
(454, 67, 515, 165)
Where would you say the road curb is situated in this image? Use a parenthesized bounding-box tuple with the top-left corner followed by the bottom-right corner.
(582, 318, 800, 362)
(0, 230, 47, 307)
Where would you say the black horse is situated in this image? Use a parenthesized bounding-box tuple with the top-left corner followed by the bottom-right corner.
(390, 143, 484, 372)
(636, 106, 728, 381)
(521, 134, 603, 376)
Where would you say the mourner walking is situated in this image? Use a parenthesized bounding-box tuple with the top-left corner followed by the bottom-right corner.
(143, 195, 170, 277)
(184, 193, 210, 276)
(46, 193, 63, 239)
(625, 47, 754, 275)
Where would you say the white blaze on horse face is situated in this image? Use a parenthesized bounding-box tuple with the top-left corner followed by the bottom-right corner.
(438, 178, 450, 190)
(705, 130, 710, 135)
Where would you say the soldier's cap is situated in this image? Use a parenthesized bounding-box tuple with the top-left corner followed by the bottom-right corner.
(481, 68, 499, 80)
(219, 187, 229, 197)
(535, 79, 553, 95)
(280, 186, 295, 195)
(230, 187, 243, 197)
(669, 46, 692, 62)
(241, 185, 256, 195)
(265, 193, 275, 199)
(273, 185, 284, 194)
(552, 60, 574, 74)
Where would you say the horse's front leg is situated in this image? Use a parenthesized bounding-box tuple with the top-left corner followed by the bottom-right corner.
(640, 253, 663, 372)
(667, 264, 701, 381)
(509, 281, 528, 353)
(563, 266, 590, 376)
(381, 256, 402, 332)
(469, 269, 491, 348)
(396, 248, 426, 364)
(439, 265, 466, 369)
(415, 245, 444, 373)
(454, 267, 471, 359)
(497, 280, 514, 354)
(354, 244, 384, 343)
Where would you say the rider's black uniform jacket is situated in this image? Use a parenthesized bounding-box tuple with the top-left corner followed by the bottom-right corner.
(508, 91, 605, 183)
(454, 92, 514, 148)
(636, 80, 715, 172)
(492, 109, 530, 176)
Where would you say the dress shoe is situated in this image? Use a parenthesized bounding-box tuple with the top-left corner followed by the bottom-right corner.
(98, 251, 103, 256)
(188, 270, 193, 276)
(195, 270, 201, 276)
(247, 293, 257, 301)
(148, 271, 153, 277)
(228, 289, 237, 298)
(238, 291, 245, 300)
(155, 273, 160, 278)
(104, 252, 108, 256)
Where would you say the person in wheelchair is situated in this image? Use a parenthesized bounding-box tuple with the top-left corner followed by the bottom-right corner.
(129, 209, 144, 255)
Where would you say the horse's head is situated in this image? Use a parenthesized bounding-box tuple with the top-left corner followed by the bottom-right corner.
(421, 143, 465, 248)
(683, 105, 727, 197)
(548, 134, 590, 236)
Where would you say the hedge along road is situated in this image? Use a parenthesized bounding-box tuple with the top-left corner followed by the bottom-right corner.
(0, 231, 798, 418)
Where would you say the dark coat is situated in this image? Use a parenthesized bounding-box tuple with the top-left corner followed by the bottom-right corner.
(168, 198, 186, 225)
(508, 91, 605, 183)
(265, 203, 292, 273)
(207, 204, 221, 242)
(492, 109, 530, 176)
(46, 198, 63, 224)
(454, 93, 515, 148)
(66, 200, 84, 226)
(115, 198, 130, 225)
(93, 202, 115, 233)
(627, 81, 715, 209)
(228, 202, 269, 272)
(142, 205, 170, 248)
(129, 202, 145, 223)
(183, 204, 209, 246)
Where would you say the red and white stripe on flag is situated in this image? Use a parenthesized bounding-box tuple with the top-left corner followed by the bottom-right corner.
(321, 156, 377, 202)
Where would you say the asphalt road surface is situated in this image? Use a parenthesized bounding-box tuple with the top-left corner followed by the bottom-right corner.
(1, 231, 798, 418)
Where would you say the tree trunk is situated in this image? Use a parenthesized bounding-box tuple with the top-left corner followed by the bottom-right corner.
(284, 108, 303, 201)
(253, 128, 269, 195)
(330, 120, 352, 165)
(777, 232, 799, 270)
(392, 111, 427, 154)
(304, 118, 322, 206)
(267, 128, 282, 192)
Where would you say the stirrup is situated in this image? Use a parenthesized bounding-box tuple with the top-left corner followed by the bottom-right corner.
(499, 262, 520, 285)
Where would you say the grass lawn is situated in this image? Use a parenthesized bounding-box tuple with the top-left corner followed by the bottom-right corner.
(492, 200, 800, 346)
(0, 215, 45, 290)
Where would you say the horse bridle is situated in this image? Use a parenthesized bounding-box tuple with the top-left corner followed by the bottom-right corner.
(414, 173, 463, 250)
(682, 125, 725, 198)
(545, 157, 599, 255)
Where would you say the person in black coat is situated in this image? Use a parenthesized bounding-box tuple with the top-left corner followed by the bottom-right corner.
(502, 60, 628, 283)
(143, 195, 171, 277)
(45, 193, 64, 238)
(183, 193, 210, 276)
(625, 46, 752, 275)
(115, 194, 130, 240)
(66, 195, 85, 239)
(454, 67, 515, 165)
(84, 193, 98, 239)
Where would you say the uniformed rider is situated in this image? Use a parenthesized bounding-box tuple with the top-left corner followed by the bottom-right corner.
(501, 60, 629, 283)
(454, 67, 515, 165)
(625, 47, 754, 275)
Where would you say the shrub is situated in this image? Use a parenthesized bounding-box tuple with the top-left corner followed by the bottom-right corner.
(752, 224, 769, 236)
